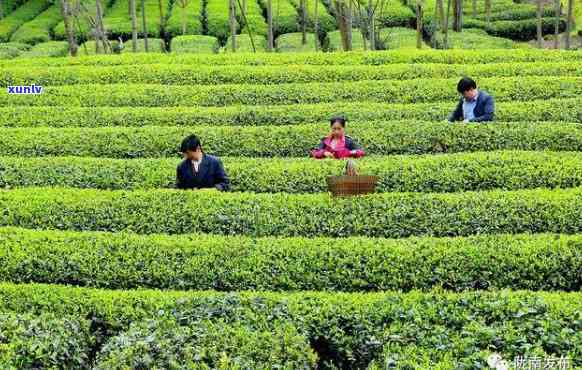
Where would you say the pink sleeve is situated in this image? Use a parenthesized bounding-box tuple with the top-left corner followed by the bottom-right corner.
(311, 149, 325, 159)
(353, 149, 365, 158)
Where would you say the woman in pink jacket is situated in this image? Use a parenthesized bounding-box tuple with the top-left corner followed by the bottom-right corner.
(311, 116, 365, 159)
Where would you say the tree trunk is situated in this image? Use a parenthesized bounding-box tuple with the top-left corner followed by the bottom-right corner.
(565, 0, 573, 49)
(95, 0, 107, 53)
(368, 0, 375, 50)
(141, 0, 148, 51)
(181, 0, 187, 34)
(536, 0, 543, 48)
(158, 0, 164, 43)
(453, 0, 462, 32)
(554, 0, 560, 49)
(444, 0, 451, 48)
(416, 3, 423, 49)
(60, 0, 78, 56)
(0, 0, 4, 20)
(471, 0, 476, 18)
(485, 0, 491, 24)
(301, 0, 307, 45)
(267, 0, 274, 50)
(347, 0, 352, 50)
(314, 0, 319, 50)
(335, 0, 349, 50)
(436, 0, 445, 31)
(229, 0, 237, 51)
(130, 0, 138, 51)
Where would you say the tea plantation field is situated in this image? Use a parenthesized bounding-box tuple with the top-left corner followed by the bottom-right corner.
(0, 49, 581, 369)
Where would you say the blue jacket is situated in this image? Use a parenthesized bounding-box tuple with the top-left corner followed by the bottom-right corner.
(448, 90, 495, 122)
(176, 154, 229, 191)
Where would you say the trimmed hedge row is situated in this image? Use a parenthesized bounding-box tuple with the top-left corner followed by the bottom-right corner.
(9, 3, 62, 45)
(222, 34, 267, 53)
(0, 41, 30, 59)
(275, 32, 318, 52)
(373, 0, 415, 27)
(465, 17, 567, 41)
(102, 0, 171, 39)
(238, 0, 268, 37)
(4, 61, 582, 86)
(0, 283, 580, 369)
(0, 310, 315, 369)
(327, 29, 367, 51)
(18, 40, 69, 57)
(3, 151, 582, 193)
(433, 29, 523, 50)
(1, 77, 579, 107)
(1, 122, 581, 158)
(0, 0, 51, 42)
(1, 226, 580, 291)
(0, 98, 579, 127)
(0, 186, 581, 237)
(170, 34, 219, 53)
(2, 49, 581, 68)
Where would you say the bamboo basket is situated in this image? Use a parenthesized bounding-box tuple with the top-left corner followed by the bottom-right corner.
(327, 175, 378, 197)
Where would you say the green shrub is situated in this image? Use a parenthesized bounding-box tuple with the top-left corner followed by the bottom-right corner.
(2, 48, 581, 68)
(165, 0, 203, 37)
(276, 32, 319, 52)
(0, 312, 93, 369)
(95, 319, 317, 369)
(379, 27, 424, 49)
(0, 186, 581, 237)
(0, 226, 580, 291)
(0, 284, 580, 369)
(76, 40, 124, 56)
(171, 35, 218, 53)
(18, 40, 69, 57)
(222, 34, 267, 53)
(206, 0, 236, 41)
(0, 98, 579, 127)
(257, 0, 299, 35)
(0, 0, 51, 42)
(0, 76, 579, 107)
(2, 151, 582, 193)
(9, 4, 62, 45)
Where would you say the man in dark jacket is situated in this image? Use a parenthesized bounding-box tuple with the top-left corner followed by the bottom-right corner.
(176, 134, 229, 191)
(449, 77, 495, 123)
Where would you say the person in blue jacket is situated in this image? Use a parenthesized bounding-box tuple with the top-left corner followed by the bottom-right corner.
(449, 77, 495, 123)
(176, 134, 229, 191)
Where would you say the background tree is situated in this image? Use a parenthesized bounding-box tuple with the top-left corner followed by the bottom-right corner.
(536, 0, 543, 47)
(452, 0, 462, 32)
(130, 0, 138, 51)
(141, 0, 148, 52)
(416, 0, 423, 48)
(565, 0, 573, 49)
(61, 0, 79, 56)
